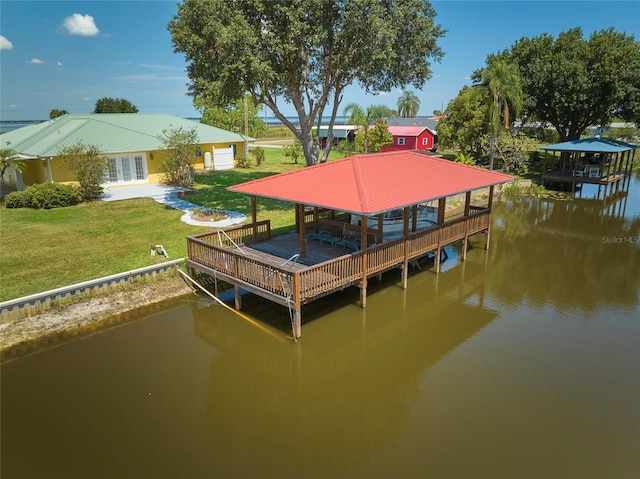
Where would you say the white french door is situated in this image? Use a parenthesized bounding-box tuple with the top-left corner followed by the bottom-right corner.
(105, 154, 147, 185)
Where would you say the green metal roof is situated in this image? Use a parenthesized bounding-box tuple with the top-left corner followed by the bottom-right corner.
(540, 137, 639, 153)
(1, 114, 253, 158)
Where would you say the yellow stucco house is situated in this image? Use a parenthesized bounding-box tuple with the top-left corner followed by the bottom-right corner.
(1, 113, 252, 190)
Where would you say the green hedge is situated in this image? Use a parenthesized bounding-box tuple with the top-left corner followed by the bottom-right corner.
(4, 183, 83, 209)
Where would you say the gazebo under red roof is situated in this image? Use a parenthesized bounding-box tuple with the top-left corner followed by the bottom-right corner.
(228, 151, 513, 215)
(188, 151, 514, 340)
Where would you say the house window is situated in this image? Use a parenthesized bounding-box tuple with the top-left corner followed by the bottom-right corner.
(107, 158, 118, 183)
(120, 157, 132, 181)
(196, 146, 202, 157)
(135, 156, 145, 180)
(103, 154, 148, 184)
(422, 138, 428, 146)
(397, 138, 405, 145)
(231, 144, 237, 156)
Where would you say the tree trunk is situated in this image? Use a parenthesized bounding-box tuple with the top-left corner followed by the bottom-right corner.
(488, 133, 496, 170)
(299, 125, 319, 166)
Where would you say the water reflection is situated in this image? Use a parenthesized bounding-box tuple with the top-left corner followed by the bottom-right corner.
(489, 180, 640, 312)
(2, 174, 639, 479)
(192, 261, 497, 475)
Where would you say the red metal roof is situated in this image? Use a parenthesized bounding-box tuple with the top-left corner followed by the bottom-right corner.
(228, 151, 514, 215)
(387, 125, 430, 136)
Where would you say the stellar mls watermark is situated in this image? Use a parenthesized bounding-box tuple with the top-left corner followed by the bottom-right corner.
(602, 236, 639, 244)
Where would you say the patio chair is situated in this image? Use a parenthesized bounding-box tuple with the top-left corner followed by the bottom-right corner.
(307, 230, 332, 242)
(588, 167, 600, 178)
(320, 234, 342, 247)
(334, 239, 359, 251)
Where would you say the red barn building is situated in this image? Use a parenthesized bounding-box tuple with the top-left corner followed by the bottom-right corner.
(381, 125, 438, 152)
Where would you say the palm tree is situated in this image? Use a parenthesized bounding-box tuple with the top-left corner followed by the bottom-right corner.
(0, 148, 25, 186)
(481, 60, 523, 170)
(397, 90, 421, 118)
(343, 103, 396, 153)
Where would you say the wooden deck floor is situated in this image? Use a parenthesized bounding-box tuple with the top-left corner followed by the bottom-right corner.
(249, 233, 351, 267)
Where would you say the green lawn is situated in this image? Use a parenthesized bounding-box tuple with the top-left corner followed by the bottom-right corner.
(0, 148, 346, 301)
(0, 199, 208, 301)
(187, 147, 346, 232)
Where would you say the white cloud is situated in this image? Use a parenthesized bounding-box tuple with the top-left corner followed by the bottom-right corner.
(114, 73, 187, 82)
(10, 104, 17, 109)
(57, 61, 63, 67)
(0, 35, 13, 50)
(63, 13, 99, 37)
(373, 91, 390, 97)
(139, 63, 184, 71)
(27, 58, 45, 64)
(82, 97, 92, 101)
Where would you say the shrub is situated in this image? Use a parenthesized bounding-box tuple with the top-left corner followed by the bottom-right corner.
(59, 142, 109, 199)
(4, 190, 30, 208)
(480, 132, 538, 175)
(159, 127, 199, 187)
(335, 139, 356, 156)
(4, 182, 82, 209)
(454, 152, 477, 166)
(283, 140, 303, 164)
(236, 155, 251, 168)
(252, 147, 265, 166)
(606, 126, 640, 142)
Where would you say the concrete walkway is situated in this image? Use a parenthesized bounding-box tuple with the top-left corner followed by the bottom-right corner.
(101, 184, 246, 227)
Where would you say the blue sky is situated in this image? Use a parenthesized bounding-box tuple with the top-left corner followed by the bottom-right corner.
(1, 1, 639, 122)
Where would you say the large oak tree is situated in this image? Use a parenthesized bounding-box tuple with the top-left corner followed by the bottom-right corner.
(437, 86, 488, 160)
(490, 28, 640, 141)
(168, 0, 445, 166)
(93, 97, 139, 113)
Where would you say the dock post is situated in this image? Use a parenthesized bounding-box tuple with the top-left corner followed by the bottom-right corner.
(292, 273, 302, 339)
(360, 216, 368, 308)
(462, 236, 468, 261)
(360, 284, 367, 308)
(234, 286, 242, 310)
(401, 237, 409, 288)
(401, 258, 409, 289)
(434, 247, 441, 273)
(293, 307, 301, 339)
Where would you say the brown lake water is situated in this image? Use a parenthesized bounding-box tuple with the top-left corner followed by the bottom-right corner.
(2, 175, 640, 479)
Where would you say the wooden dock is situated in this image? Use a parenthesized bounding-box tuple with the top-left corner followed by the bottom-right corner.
(186, 151, 517, 340)
(187, 208, 491, 338)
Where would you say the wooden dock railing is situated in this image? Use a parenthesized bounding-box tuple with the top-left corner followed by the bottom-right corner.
(298, 253, 363, 301)
(190, 220, 271, 247)
(187, 209, 491, 307)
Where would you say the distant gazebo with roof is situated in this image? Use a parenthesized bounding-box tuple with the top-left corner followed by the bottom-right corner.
(186, 151, 513, 339)
(540, 137, 638, 194)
